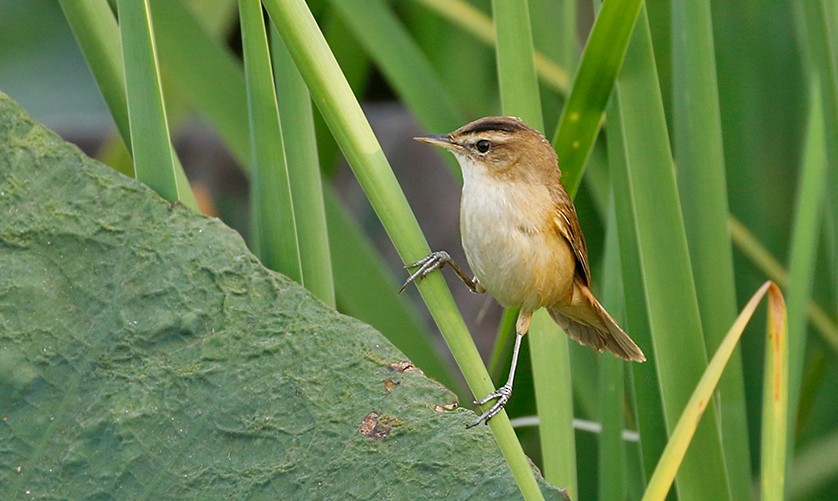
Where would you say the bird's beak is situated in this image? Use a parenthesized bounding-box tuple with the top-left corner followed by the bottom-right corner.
(414, 134, 458, 151)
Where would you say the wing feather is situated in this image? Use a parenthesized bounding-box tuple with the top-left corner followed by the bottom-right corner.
(552, 187, 591, 286)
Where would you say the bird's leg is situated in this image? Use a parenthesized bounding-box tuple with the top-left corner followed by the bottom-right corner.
(467, 312, 532, 428)
(400, 250, 485, 294)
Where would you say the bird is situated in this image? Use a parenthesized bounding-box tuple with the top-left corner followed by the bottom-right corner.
(402, 116, 646, 428)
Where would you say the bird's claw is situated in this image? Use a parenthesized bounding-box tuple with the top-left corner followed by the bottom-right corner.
(466, 384, 512, 428)
(399, 251, 452, 293)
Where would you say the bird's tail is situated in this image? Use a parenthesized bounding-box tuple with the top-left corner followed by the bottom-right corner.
(548, 280, 646, 362)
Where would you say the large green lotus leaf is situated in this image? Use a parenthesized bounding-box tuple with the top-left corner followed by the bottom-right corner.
(0, 92, 564, 499)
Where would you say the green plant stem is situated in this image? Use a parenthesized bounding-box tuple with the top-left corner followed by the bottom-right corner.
(529, 310, 576, 495)
(322, 188, 460, 394)
(488, 308, 518, 381)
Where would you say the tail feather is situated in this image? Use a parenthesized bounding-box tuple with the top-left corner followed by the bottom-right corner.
(548, 281, 646, 362)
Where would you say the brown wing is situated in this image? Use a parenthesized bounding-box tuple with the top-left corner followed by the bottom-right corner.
(552, 187, 591, 286)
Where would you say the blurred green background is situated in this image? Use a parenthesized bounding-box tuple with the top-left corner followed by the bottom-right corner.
(1, 0, 835, 499)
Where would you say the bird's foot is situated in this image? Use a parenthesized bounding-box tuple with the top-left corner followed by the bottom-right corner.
(399, 251, 452, 293)
(466, 383, 512, 429)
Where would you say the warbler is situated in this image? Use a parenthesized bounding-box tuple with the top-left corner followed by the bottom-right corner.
(403, 116, 645, 428)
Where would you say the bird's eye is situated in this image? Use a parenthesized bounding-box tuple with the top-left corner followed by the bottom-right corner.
(476, 139, 491, 153)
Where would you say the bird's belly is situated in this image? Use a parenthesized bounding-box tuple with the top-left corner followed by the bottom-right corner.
(461, 196, 575, 311)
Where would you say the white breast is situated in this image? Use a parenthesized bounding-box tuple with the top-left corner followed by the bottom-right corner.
(457, 157, 575, 310)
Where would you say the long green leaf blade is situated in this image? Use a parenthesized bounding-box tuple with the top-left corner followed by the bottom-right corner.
(150, 0, 250, 159)
(762, 281, 790, 501)
(642, 282, 786, 500)
(551, 0, 642, 197)
(117, 0, 182, 203)
(607, 96, 667, 486)
(327, 0, 464, 180)
(60, 0, 197, 209)
(793, 4, 837, 479)
(598, 209, 628, 501)
(671, 0, 751, 497)
(491, 0, 542, 130)
(782, 69, 828, 501)
(611, 8, 731, 499)
(271, 27, 334, 305)
(59, 0, 129, 173)
(239, 0, 301, 282)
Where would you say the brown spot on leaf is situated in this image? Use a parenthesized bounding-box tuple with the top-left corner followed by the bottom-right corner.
(359, 412, 380, 435)
(388, 361, 417, 373)
(383, 378, 399, 391)
(434, 402, 459, 413)
(358, 411, 399, 440)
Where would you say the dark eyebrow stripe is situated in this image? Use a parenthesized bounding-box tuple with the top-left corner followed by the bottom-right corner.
(461, 119, 525, 135)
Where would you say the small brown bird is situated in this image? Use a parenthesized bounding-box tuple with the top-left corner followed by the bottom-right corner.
(403, 116, 645, 428)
